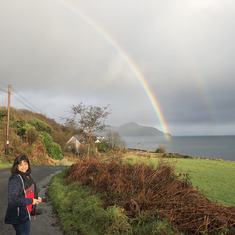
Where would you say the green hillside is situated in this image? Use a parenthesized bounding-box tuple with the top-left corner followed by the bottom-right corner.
(0, 107, 74, 164)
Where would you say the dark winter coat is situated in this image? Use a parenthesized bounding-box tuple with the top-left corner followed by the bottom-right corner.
(5, 174, 33, 225)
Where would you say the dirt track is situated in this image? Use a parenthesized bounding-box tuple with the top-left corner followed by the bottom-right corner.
(0, 166, 65, 235)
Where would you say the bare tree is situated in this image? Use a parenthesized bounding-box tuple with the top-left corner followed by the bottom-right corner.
(106, 130, 126, 149)
(66, 102, 110, 157)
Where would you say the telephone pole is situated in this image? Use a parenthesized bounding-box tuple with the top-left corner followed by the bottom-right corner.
(5, 84, 11, 155)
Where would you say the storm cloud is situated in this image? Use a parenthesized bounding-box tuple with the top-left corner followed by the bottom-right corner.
(0, 0, 235, 136)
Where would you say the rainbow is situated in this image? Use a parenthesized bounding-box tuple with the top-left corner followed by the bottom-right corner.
(181, 51, 217, 128)
(57, 0, 170, 139)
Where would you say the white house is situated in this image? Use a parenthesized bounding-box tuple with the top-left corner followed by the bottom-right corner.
(94, 136, 106, 143)
(66, 135, 83, 153)
(66, 135, 106, 154)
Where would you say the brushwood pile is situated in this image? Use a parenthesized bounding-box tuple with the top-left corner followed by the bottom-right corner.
(66, 158, 235, 234)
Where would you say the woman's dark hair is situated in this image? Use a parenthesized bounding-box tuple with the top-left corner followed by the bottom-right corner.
(11, 154, 31, 174)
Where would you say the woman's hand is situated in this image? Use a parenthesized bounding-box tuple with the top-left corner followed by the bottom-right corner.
(33, 198, 42, 205)
(32, 198, 38, 205)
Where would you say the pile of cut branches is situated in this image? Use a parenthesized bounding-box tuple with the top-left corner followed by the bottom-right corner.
(66, 158, 235, 234)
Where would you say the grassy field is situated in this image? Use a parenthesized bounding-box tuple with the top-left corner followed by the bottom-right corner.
(128, 155, 235, 207)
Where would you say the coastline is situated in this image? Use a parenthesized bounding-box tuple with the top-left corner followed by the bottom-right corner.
(123, 135, 235, 162)
(126, 148, 235, 163)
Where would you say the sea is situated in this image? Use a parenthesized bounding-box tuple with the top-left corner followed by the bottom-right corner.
(122, 135, 235, 162)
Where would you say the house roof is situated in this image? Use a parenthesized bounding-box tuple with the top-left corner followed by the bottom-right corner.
(67, 135, 83, 144)
(74, 135, 83, 142)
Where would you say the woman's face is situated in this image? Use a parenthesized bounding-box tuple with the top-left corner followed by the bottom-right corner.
(18, 160, 29, 173)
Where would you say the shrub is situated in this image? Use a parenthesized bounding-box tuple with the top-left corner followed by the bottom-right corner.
(0, 109, 15, 121)
(51, 131, 69, 151)
(97, 142, 111, 152)
(39, 132, 63, 160)
(50, 142, 63, 160)
(156, 145, 167, 153)
(39, 132, 52, 151)
(65, 158, 235, 234)
(13, 119, 26, 137)
(26, 128, 38, 145)
(50, 171, 175, 235)
(28, 118, 52, 133)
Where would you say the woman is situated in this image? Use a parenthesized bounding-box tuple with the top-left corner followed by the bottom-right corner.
(5, 154, 42, 235)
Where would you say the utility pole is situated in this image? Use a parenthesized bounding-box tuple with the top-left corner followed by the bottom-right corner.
(5, 84, 11, 155)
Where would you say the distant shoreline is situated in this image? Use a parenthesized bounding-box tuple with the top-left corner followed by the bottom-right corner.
(127, 148, 235, 163)
(123, 136, 235, 162)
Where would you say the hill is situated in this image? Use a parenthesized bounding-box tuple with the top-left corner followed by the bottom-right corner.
(111, 122, 170, 137)
(0, 107, 74, 162)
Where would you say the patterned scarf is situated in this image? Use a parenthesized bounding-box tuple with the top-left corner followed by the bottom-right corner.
(17, 170, 38, 199)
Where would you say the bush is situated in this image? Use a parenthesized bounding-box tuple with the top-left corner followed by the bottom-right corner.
(50, 171, 174, 235)
(28, 118, 52, 133)
(97, 142, 111, 152)
(13, 119, 26, 137)
(156, 145, 166, 153)
(50, 142, 63, 160)
(0, 109, 15, 121)
(26, 128, 38, 145)
(65, 158, 235, 234)
(39, 132, 63, 160)
(51, 131, 69, 151)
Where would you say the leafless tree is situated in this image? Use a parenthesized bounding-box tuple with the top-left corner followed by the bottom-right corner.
(65, 102, 110, 157)
(106, 130, 126, 149)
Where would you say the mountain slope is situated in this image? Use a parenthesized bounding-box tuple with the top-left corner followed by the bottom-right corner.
(112, 122, 167, 137)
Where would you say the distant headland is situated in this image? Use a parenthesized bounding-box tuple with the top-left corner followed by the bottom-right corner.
(109, 122, 171, 137)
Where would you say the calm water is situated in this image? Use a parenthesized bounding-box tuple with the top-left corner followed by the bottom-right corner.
(122, 136, 235, 162)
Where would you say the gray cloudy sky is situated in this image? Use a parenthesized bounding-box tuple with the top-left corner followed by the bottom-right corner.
(0, 0, 235, 136)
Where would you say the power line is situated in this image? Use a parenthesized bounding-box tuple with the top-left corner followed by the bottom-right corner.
(11, 94, 39, 113)
(0, 83, 8, 107)
(0, 81, 43, 114)
(0, 87, 8, 93)
(11, 87, 43, 114)
(0, 80, 8, 86)
(0, 82, 8, 93)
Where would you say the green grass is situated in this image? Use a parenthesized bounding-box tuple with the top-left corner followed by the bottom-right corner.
(0, 161, 12, 168)
(128, 156, 235, 207)
(49, 170, 176, 235)
(49, 170, 131, 235)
